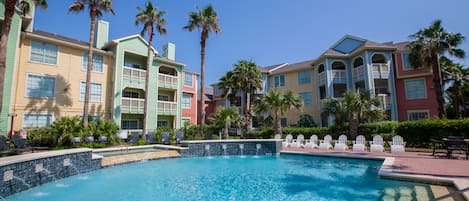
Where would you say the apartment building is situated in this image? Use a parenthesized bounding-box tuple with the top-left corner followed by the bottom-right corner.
(0, 3, 198, 134)
(210, 35, 438, 127)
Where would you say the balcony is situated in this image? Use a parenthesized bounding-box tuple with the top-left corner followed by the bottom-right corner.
(158, 73, 178, 89)
(157, 100, 177, 115)
(332, 70, 346, 83)
(372, 64, 389, 79)
(123, 67, 146, 89)
(353, 65, 365, 81)
(121, 97, 145, 114)
(318, 72, 326, 85)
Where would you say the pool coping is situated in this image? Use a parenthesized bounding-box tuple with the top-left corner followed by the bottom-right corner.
(281, 150, 469, 200)
(0, 148, 92, 166)
(92, 144, 187, 153)
(181, 139, 283, 143)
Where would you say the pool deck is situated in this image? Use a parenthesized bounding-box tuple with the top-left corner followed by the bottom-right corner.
(283, 147, 469, 200)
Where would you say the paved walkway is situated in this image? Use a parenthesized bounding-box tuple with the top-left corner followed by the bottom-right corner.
(283, 147, 469, 178)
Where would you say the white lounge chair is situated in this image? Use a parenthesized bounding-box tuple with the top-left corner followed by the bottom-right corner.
(390, 135, 406, 153)
(304, 135, 319, 149)
(334, 135, 348, 151)
(352, 135, 366, 152)
(370, 135, 384, 152)
(319, 135, 333, 150)
(290, 134, 305, 148)
(282, 134, 293, 147)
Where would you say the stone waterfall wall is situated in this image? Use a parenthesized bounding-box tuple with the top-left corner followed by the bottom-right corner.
(179, 140, 283, 157)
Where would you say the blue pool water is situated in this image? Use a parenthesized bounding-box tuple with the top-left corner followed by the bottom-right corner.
(7, 155, 435, 201)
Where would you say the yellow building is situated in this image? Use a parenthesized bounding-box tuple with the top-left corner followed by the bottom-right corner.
(11, 30, 114, 130)
(267, 60, 316, 126)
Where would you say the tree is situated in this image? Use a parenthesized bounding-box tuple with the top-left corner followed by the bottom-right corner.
(209, 107, 242, 139)
(297, 114, 316, 127)
(135, 1, 167, 140)
(232, 60, 263, 131)
(441, 56, 469, 118)
(253, 90, 302, 135)
(68, 0, 115, 128)
(0, 0, 47, 114)
(408, 19, 466, 118)
(321, 90, 382, 138)
(183, 5, 221, 137)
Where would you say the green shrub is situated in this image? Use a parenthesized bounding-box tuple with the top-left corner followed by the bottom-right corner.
(245, 128, 275, 139)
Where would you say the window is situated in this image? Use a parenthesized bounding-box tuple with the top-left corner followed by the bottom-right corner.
(298, 92, 312, 107)
(408, 110, 429, 121)
(184, 72, 193, 86)
(158, 95, 169, 101)
(182, 93, 192, 108)
(157, 120, 169, 127)
(405, 79, 426, 99)
(83, 52, 104, 72)
(30, 40, 58, 64)
(280, 118, 287, 127)
(298, 71, 311, 85)
(123, 91, 140, 98)
(122, 119, 139, 129)
(182, 118, 191, 126)
(80, 82, 102, 102)
(80, 115, 100, 123)
(274, 75, 285, 87)
(26, 74, 55, 98)
(23, 114, 52, 129)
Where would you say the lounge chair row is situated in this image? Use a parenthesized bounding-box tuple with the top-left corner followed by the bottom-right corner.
(282, 134, 406, 153)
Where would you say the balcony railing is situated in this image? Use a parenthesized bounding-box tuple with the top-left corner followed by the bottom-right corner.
(158, 73, 178, 89)
(353, 65, 365, 81)
(123, 67, 146, 82)
(332, 70, 346, 80)
(372, 64, 389, 74)
(121, 97, 145, 114)
(318, 72, 326, 84)
(157, 100, 177, 115)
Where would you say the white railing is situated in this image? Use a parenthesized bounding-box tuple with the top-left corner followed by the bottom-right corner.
(123, 66, 146, 81)
(158, 73, 178, 88)
(121, 97, 145, 113)
(157, 100, 177, 114)
(353, 65, 365, 81)
(372, 64, 389, 74)
(332, 70, 346, 80)
(318, 72, 326, 83)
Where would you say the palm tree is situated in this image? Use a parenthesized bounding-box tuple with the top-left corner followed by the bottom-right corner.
(232, 60, 263, 131)
(441, 56, 469, 118)
(0, 0, 47, 114)
(408, 19, 466, 118)
(218, 70, 238, 104)
(68, 0, 115, 128)
(135, 1, 167, 140)
(253, 90, 302, 135)
(321, 90, 382, 138)
(183, 5, 221, 137)
(209, 107, 241, 139)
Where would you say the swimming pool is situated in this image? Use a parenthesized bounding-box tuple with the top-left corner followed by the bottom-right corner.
(7, 155, 440, 201)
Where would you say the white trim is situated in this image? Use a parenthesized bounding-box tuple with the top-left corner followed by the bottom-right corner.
(110, 34, 158, 55)
(352, 56, 364, 68)
(79, 80, 103, 103)
(404, 78, 427, 100)
(24, 73, 56, 99)
(81, 51, 105, 74)
(22, 112, 54, 129)
(407, 110, 429, 121)
(269, 63, 289, 73)
(182, 93, 192, 109)
(370, 52, 388, 63)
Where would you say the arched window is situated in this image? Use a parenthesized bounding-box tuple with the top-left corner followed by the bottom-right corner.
(353, 58, 363, 68)
(372, 54, 387, 63)
(331, 61, 346, 70)
(318, 64, 325, 73)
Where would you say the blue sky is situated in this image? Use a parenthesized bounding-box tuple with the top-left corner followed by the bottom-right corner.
(34, 0, 469, 86)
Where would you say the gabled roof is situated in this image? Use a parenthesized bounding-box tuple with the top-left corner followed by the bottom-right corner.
(258, 63, 288, 73)
(271, 60, 314, 74)
(393, 42, 410, 52)
(104, 34, 158, 55)
(32, 30, 89, 46)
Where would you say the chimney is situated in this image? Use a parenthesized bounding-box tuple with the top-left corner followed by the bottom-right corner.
(94, 20, 109, 48)
(162, 43, 175, 60)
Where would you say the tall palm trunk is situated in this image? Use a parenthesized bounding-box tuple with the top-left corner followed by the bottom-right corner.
(348, 114, 358, 139)
(431, 53, 446, 117)
(223, 121, 228, 139)
(0, 0, 17, 114)
(200, 35, 206, 137)
(274, 111, 281, 135)
(142, 28, 153, 140)
(83, 10, 97, 128)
